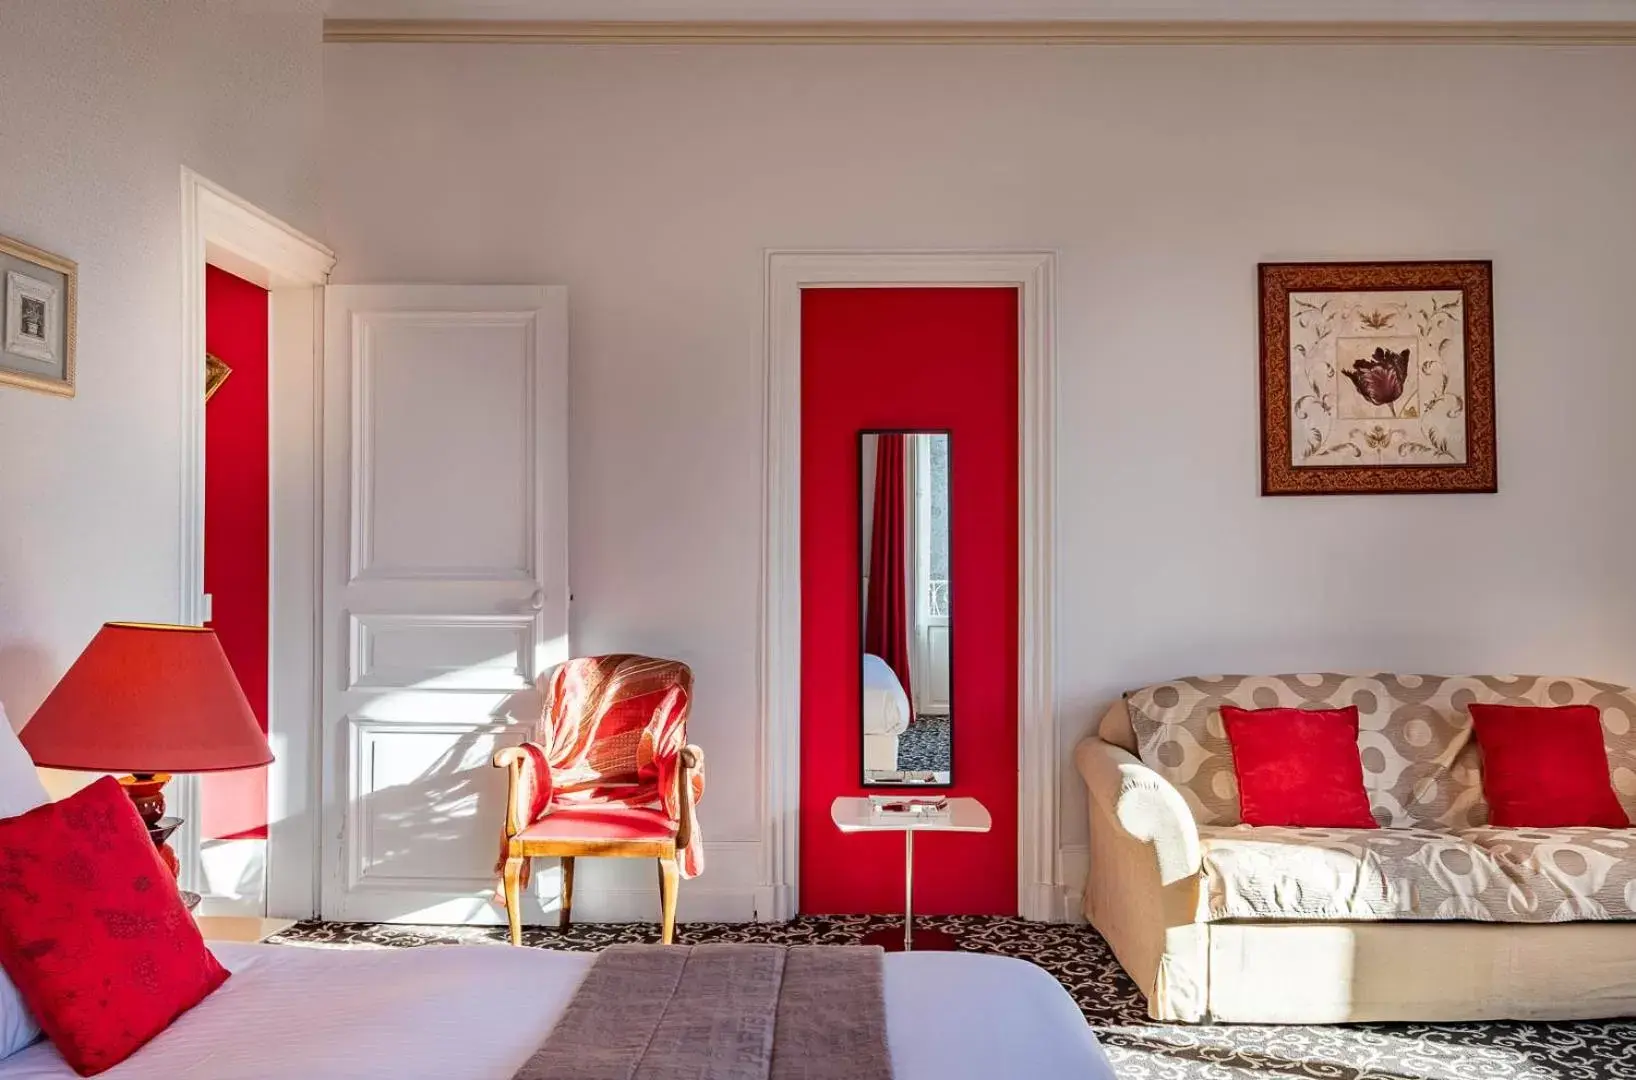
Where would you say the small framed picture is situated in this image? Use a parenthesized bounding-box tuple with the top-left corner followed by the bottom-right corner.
(0, 233, 77, 398)
(205, 352, 233, 401)
(1259, 260, 1495, 495)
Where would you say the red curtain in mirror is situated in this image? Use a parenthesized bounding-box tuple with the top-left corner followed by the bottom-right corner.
(864, 434, 913, 707)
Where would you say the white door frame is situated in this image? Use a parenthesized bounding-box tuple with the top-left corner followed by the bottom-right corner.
(757, 250, 1061, 922)
(178, 167, 336, 916)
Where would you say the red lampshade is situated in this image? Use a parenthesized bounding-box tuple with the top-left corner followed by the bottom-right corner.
(21, 622, 273, 774)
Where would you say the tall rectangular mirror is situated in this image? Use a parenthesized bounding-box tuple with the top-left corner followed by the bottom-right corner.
(860, 430, 952, 786)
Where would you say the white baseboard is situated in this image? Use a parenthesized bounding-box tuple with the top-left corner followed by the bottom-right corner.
(569, 885, 757, 923)
(232, 839, 1092, 925)
(346, 886, 758, 926)
(334, 841, 763, 926)
(1060, 843, 1089, 924)
(566, 840, 760, 922)
(1019, 880, 1066, 922)
(526, 843, 760, 924)
(753, 883, 796, 922)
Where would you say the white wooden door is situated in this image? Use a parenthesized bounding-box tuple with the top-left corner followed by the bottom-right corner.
(320, 285, 568, 923)
(913, 434, 951, 716)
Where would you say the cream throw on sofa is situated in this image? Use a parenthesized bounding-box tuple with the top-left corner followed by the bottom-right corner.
(1078, 673, 1636, 1023)
(1199, 824, 1636, 922)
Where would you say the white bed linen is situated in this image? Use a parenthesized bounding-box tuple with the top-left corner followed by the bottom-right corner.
(0, 943, 1111, 1080)
(862, 652, 911, 737)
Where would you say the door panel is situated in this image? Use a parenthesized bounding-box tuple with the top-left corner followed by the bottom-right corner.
(912, 433, 951, 717)
(920, 624, 951, 714)
(352, 312, 537, 580)
(321, 285, 568, 923)
(346, 720, 515, 902)
(348, 614, 538, 693)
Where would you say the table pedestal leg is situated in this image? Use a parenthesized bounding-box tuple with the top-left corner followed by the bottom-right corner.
(861, 826, 958, 952)
(905, 825, 915, 948)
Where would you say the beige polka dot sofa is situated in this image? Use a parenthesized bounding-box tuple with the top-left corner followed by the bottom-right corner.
(1075, 674, 1636, 1023)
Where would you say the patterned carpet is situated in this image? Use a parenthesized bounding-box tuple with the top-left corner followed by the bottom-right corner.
(274, 916, 1636, 1079)
(895, 714, 951, 772)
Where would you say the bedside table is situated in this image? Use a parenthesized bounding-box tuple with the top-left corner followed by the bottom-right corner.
(194, 916, 297, 944)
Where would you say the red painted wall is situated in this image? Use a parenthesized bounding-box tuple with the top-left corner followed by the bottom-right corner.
(201, 265, 270, 841)
(799, 288, 1019, 915)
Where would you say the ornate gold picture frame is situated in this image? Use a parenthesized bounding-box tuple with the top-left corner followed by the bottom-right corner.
(0, 233, 76, 398)
(205, 352, 233, 401)
(1259, 260, 1495, 496)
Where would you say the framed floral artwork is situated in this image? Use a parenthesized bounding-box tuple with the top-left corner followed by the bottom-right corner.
(1259, 260, 1495, 495)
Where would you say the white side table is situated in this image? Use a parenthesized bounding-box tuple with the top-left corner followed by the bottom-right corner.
(830, 795, 992, 951)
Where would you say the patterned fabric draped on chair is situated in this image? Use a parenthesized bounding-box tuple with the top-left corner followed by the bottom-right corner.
(494, 654, 704, 944)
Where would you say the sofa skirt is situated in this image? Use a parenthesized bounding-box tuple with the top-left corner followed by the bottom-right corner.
(1184, 920, 1636, 1024)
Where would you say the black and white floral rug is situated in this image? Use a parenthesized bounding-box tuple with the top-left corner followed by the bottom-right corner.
(274, 916, 1636, 1079)
(895, 714, 951, 772)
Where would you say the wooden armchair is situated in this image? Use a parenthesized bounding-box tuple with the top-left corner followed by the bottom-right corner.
(492, 655, 703, 945)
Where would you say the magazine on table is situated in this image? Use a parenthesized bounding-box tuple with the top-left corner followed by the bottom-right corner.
(869, 795, 950, 819)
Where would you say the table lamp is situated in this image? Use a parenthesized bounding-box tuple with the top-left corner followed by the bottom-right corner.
(20, 622, 273, 875)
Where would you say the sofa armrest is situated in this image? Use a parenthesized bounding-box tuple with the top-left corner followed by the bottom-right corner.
(1076, 737, 1201, 885)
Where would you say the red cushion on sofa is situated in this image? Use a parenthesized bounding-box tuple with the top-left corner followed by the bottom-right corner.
(1468, 703, 1630, 828)
(1221, 705, 1378, 828)
(0, 776, 228, 1076)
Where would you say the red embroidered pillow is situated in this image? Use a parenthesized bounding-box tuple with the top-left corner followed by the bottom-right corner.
(1468, 703, 1630, 828)
(0, 776, 228, 1076)
(1221, 705, 1378, 828)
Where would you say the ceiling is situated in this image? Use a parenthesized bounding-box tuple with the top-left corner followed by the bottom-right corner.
(322, 0, 1636, 23)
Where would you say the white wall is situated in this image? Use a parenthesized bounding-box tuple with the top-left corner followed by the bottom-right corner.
(322, 41, 1636, 915)
(0, 1, 324, 795)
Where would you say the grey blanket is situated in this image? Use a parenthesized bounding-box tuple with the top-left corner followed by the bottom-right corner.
(515, 944, 892, 1080)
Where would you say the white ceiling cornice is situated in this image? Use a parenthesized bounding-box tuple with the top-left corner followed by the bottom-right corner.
(324, 0, 1636, 18)
(324, 17, 1636, 43)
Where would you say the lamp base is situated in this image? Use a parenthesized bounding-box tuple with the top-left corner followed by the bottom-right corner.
(118, 773, 171, 826)
(147, 817, 184, 877)
(119, 774, 181, 878)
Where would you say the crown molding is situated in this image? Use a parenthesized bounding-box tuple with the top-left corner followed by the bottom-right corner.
(323, 18, 1636, 45)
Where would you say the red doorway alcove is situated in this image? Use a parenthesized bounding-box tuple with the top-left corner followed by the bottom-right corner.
(799, 287, 1019, 915)
(201, 265, 270, 843)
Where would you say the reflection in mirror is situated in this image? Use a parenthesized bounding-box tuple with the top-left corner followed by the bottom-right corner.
(860, 430, 952, 786)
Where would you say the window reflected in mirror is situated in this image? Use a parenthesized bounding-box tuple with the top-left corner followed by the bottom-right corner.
(860, 430, 952, 786)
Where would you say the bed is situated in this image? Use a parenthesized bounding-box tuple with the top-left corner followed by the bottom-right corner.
(0, 942, 1112, 1079)
(862, 652, 912, 774)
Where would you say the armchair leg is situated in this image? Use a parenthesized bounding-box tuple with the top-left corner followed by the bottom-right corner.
(502, 855, 525, 947)
(560, 856, 576, 930)
(657, 856, 679, 945)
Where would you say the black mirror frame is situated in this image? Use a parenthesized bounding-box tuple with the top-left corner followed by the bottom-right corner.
(858, 427, 954, 789)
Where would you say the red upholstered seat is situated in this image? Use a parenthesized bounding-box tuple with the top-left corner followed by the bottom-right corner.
(519, 805, 678, 842)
